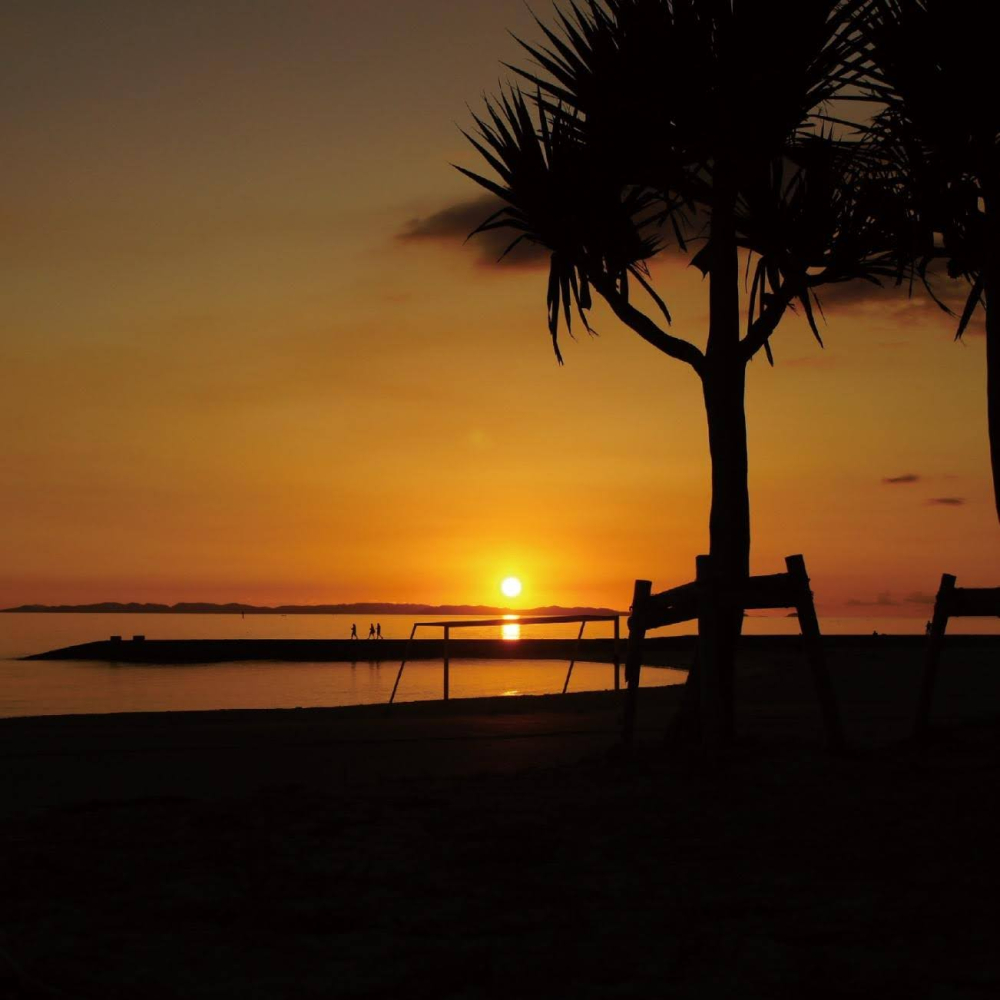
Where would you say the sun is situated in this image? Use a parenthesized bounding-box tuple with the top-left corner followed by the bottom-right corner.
(500, 576, 522, 599)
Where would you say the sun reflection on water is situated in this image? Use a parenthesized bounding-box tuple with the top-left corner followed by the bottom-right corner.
(501, 614, 520, 641)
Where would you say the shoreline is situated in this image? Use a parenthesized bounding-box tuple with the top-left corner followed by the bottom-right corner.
(4, 643, 999, 996)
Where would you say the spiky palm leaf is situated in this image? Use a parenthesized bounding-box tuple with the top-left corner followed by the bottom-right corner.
(456, 88, 663, 361)
(736, 134, 910, 360)
(513, 1, 866, 201)
(855, 0, 999, 336)
(461, 2, 901, 367)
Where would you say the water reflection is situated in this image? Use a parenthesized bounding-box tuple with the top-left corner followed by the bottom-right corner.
(501, 614, 521, 641)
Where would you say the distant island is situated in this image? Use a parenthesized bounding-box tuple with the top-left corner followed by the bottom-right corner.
(2, 601, 624, 616)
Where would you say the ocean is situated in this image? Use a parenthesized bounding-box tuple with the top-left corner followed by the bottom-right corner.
(2, 611, 995, 719)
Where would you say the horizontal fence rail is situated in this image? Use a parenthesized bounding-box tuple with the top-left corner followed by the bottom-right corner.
(623, 553, 844, 755)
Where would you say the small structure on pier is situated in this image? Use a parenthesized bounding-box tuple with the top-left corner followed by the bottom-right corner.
(388, 614, 622, 704)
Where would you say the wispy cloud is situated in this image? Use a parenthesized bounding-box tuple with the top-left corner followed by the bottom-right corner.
(927, 497, 966, 506)
(846, 591, 899, 607)
(397, 195, 548, 268)
(883, 473, 920, 485)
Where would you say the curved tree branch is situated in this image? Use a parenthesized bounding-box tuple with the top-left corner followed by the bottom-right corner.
(592, 275, 705, 374)
(740, 278, 803, 363)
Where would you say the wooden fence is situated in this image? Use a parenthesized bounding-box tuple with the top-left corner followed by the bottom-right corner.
(622, 553, 845, 753)
(914, 574, 1000, 739)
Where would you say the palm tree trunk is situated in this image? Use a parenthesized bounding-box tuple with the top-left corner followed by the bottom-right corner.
(704, 363, 751, 582)
(668, 360, 750, 745)
(701, 358, 751, 739)
(987, 282, 1000, 526)
(669, 164, 749, 743)
(984, 191, 1000, 526)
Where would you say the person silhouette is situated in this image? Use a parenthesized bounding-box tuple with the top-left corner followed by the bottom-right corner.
(376, 622, 382, 639)
(350, 623, 358, 640)
(368, 623, 376, 639)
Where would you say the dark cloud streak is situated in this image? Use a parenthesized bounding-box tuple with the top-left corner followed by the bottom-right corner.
(398, 195, 549, 268)
(846, 591, 899, 607)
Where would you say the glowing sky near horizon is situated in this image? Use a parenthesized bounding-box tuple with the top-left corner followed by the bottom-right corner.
(2, 0, 998, 614)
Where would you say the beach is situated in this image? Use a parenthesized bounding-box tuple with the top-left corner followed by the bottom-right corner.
(2, 637, 999, 998)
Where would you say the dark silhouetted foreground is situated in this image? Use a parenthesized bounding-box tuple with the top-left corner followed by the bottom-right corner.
(3, 638, 999, 998)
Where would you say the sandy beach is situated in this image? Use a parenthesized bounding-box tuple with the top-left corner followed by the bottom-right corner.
(2, 638, 999, 998)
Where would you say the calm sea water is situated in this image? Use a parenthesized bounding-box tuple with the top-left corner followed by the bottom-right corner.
(2, 611, 995, 719)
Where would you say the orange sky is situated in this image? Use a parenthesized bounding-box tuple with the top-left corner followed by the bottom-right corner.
(2, 1, 997, 614)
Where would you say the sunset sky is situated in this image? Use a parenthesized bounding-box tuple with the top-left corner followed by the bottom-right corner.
(3, 0, 998, 614)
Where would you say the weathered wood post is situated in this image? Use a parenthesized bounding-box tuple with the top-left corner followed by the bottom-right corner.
(914, 573, 956, 741)
(389, 623, 418, 704)
(562, 620, 586, 694)
(622, 579, 652, 745)
(786, 554, 845, 753)
(443, 624, 450, 701)
(613, 616, 621, 691)
(695, 555, 725, 756)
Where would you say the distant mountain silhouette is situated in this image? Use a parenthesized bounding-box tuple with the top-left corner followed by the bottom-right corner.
(2, 601, 624, 616)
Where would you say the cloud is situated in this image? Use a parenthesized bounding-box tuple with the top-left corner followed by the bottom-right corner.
(812, 269, 984, 334)
(397, 195, 549, 268)
(397, 193, 693, 270)
(779, 354, 836, 368)
(846, 591, 899, 607)
(882, 473, 920, 484)
(927, 497, 965, 506)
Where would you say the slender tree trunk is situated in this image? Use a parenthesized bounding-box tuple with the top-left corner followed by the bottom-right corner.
(669, 160, 750, 744)
(668, 359, 751, 745)
(703, 363, 751, 583)
(701, 358, 751, 739)
(984, 190, 1000, 526)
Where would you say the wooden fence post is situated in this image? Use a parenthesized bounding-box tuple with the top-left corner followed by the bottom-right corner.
(914, 573, 956, 741)
(695, 555, 724, 756)
(622, 579, 652, 745)
(786, 554, 845, 753)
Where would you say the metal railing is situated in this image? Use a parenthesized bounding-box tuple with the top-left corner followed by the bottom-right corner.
(388, 614, 622, 704)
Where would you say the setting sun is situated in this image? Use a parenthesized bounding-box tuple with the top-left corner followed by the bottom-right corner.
(500, 576, 522, 599)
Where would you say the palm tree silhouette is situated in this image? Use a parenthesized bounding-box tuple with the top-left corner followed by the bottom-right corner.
(460, 0, 900, 735)
(856, 0, 1000, 524)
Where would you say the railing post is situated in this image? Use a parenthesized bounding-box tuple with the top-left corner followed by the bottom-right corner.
(562, 620, 586, 694)
(914, 573, 956, 742)
(443, 625, 450, 701)
(389, 623, 418, 704)
(622, 580, 652, 745)
(613, 616, 621, 691)
(786, 554, 845, 753)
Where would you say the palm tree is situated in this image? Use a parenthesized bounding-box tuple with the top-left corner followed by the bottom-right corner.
(854, 0, 1000, 524)
(459, 0, 900, 735)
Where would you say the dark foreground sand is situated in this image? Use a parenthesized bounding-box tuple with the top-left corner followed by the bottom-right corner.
(2, 640, 999, 998)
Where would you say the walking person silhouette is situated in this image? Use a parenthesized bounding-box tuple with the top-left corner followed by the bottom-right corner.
(368, 623, 376, 639)
(376, 622, 382, 639)
(350, 623, 358, 640)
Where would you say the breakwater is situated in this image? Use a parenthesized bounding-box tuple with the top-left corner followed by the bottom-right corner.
(24, 634, 997, 664)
